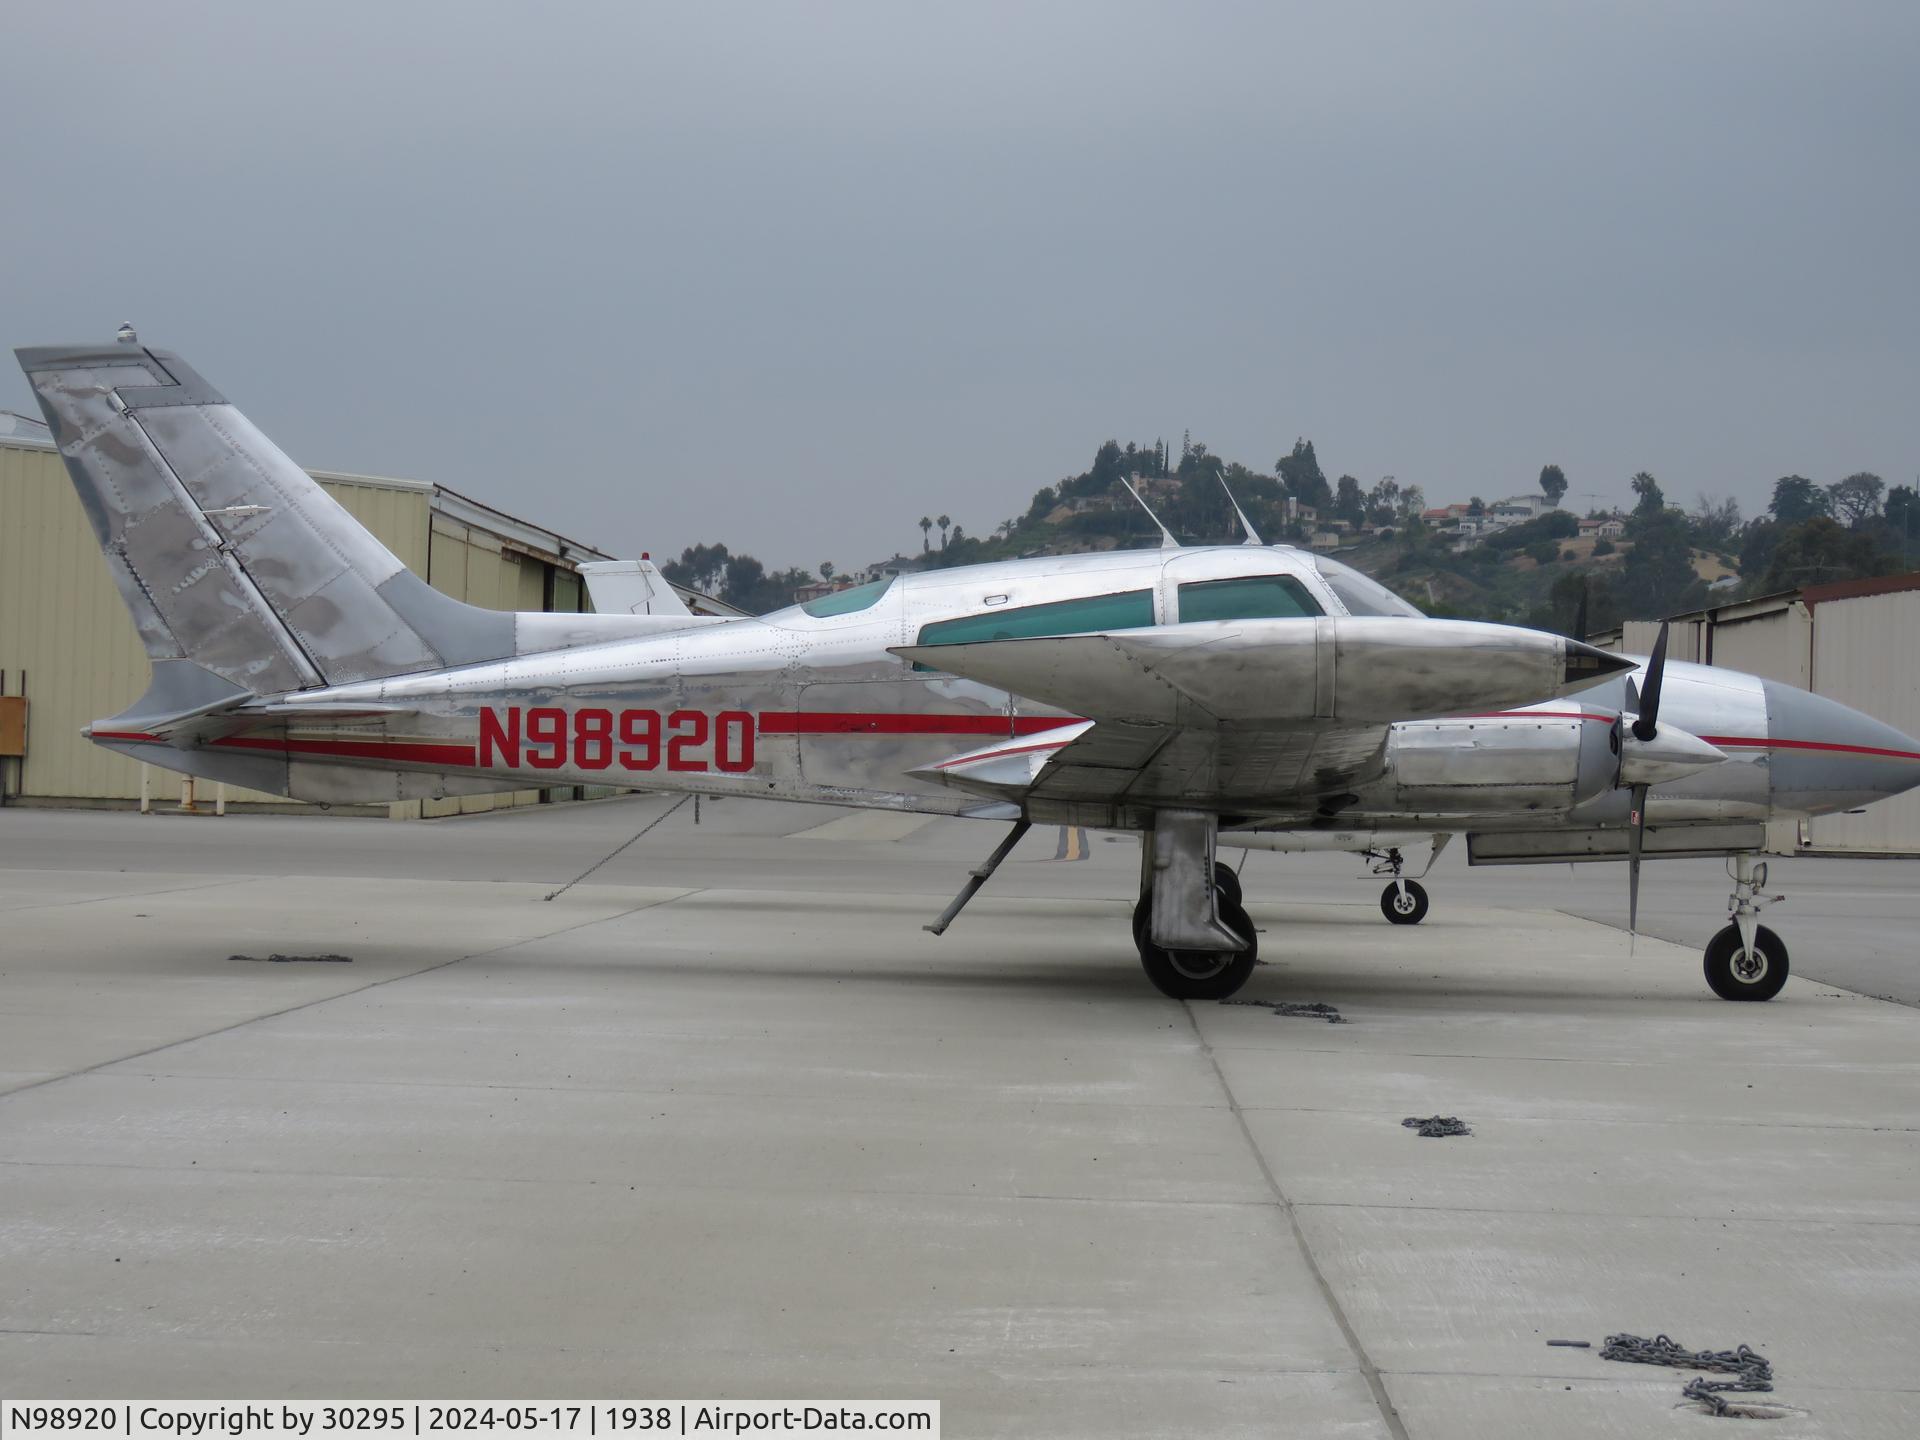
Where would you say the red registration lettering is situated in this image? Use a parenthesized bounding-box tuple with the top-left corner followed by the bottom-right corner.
(714, 710, 755, 773)
(525, 706, 567, 769)
(478, 707, 755, 774)
(478, 707, 519, 767)
(666, 710, 710, 771)
(619, 710, 660, 771)
(574, 708, 613, 770)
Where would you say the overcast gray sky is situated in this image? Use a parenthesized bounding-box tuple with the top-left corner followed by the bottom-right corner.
(5, 2, 1916, 569)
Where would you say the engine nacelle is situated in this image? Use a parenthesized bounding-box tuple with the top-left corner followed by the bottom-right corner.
(1374, 711, 1619, 816)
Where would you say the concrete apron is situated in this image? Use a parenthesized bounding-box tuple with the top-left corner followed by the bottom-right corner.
(0, 867, 1915, 1439)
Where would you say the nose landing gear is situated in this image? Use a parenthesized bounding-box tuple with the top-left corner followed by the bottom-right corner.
(1380, 878, 1430, 925)
(1704, 854, 1789, 1001)
(1367, 836, 1448, 924)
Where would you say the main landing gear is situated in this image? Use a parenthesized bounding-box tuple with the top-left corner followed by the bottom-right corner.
(1133, 862, 1258, 1000)
(1132, 812, 1258, 1000)
(1703, 854, 1789, 1001)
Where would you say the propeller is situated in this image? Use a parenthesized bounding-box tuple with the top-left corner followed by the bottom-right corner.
(1571, 575, 1589, 646)
(1625, 620, 1670, 938)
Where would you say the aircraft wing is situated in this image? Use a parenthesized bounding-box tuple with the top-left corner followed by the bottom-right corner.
(911, 716, 1390, 813)
(895, 617, 1631, 814)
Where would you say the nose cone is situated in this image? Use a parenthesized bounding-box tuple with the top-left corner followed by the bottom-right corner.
(1761, 681, 1920, 815)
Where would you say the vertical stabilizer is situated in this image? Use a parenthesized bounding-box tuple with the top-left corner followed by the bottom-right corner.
(578, 558, 693, 617)
(16, 341, 514, 696)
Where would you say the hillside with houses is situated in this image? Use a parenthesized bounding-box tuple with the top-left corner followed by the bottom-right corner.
(659, 438, 1914, 635)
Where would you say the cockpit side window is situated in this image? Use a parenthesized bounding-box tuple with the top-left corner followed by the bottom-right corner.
(914, 589, 1155, 651)
(1176, 575, 1323, 623)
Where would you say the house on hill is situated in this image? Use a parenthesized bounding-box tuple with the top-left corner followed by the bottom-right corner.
(1491, 494, 1554, 524)
(1578, 516, 1626, 540)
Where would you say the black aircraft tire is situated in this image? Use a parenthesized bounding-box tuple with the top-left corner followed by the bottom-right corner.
(1380, 879, 1429, 925)
(1703, 923, 1789, 1002)
(1138, 898, 1259, 1001)
(1212, 862, 1244, 911)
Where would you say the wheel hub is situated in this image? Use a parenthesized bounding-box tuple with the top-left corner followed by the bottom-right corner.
(1391, 891, 1417, 914)
(1733, 949, 1768, 982)
(1167, 950, 1230, 980)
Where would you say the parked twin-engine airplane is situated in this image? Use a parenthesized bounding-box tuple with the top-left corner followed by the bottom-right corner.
(19, 338, 1920, 1001)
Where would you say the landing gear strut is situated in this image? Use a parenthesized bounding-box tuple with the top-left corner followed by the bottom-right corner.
(1704, 854, 1789, 1001)
(1134, 812, 1258, 1000)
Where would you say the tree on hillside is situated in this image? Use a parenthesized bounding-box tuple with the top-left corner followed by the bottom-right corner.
(1276, 439, 1333, 511)
(1769, 475, 1828, 524)
(820, 561, 835, 582)
(660, 542, 730, 594)
(937, 514, 951, 549)
(1882, 485, 1919, 557)
(1538, 464, 1568, 506)
(1760, 516, 1897, 591)
(1621, 509, 1701, 617)
(1548, 569, 1621, 639)
(1468, 496, 1485, 515)
(1334, 474, 1365, 526)
(1366, 476, 1400, 526)
(1828, 471, 1885, 528)
(1689, 493, 1742, 549)
(1738, 518, 1782, 582)
(1630, 471, 1665, 518)
(919, 515, 932, 552)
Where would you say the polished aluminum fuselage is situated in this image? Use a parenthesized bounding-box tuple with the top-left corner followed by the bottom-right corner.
(101, 543, 1918, 838)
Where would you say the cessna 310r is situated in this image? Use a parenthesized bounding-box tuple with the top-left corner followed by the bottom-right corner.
(18, 336, 1920, 1002)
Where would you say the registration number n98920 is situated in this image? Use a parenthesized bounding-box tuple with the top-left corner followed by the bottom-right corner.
(478, 706, 755, 774)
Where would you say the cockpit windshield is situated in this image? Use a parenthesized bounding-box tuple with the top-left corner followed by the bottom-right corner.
(1311, 556, 1425, 618)
(797, 577, 895, 618)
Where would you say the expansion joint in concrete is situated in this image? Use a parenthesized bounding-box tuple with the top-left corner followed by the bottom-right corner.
(1182, 1001, 1413, 1440)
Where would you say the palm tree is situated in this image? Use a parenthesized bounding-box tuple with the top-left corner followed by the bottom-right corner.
(937, 514, 951, 549)
(820, 560, 835, 582)
(919, 516, 932, 552)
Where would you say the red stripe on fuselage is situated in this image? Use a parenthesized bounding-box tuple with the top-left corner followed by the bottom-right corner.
(758, 712, 1079, 737)
(1701, 735, 1920, 761)
(212, 734, 480, 766)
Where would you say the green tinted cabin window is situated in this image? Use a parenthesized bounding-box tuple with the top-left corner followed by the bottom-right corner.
(916, 589, 1156, 650)
(1176, 575, 1322, 622)
(802, 577, 894, 617)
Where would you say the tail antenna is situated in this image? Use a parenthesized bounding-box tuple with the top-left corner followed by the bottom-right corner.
(1121, 478, 1180, 550)
(1217, 474, 1264, 545)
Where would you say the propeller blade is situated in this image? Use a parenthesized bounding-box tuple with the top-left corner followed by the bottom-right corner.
(1627, 781, 1648, 940)
(1631, 620, 1670, 742)
(1572, 576, 1589, 645)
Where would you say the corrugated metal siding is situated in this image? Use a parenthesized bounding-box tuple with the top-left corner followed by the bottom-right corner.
(1807, 591, 1920, 852)
(1710, 607, 1811, 689)
(1, 441, 587, 813)
(1, 443, 151, 799)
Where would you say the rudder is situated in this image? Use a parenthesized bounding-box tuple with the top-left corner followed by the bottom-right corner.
(15, 339, 514, 700)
